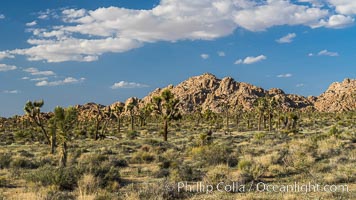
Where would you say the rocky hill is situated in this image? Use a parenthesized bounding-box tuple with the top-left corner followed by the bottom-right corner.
(139, 73, 314, 113)
(314, 78, 356, 112)
(9, 74, 355, 121)
(49, 74, 356, 117)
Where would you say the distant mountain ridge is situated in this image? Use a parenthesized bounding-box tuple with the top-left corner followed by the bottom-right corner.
(7, 73, 356, 120)
(85, 73, 356, 116)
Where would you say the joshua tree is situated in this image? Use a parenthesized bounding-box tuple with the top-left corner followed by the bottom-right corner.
(234, 104, 243, 132)
(203, 108, 217, 132)
(220, 95, 231, 134)
(90, 104, 105, 140)
(126, 99, 138, 131)
(138, 104, 153, 127)
(152, 89, 181, 142)
(112, 103, 125, 133)
(24, 100, 51, 145)
(51, 106, 78, 167)
(254, 97, 267, 131)
(266, 96, 277, 132)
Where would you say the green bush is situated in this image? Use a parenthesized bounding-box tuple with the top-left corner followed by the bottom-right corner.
(0, 153, 12, 169)
(10, 157, 39, 169)
(190, 143, 231, 166)
(25, 165, 80, 191)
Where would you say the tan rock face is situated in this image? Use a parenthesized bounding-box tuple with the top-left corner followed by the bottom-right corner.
(36, 74, 353, 120)
(135, 73, 314, 113)
(314, 78, 356, 112)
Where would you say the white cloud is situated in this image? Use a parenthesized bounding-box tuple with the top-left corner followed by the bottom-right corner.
(111, 81, 149, 89)
(30, 77, 48, 81)
(23, 67, 56, 76)
(328, 0, 356, 15)
(318, 49, 339, 56)
(0, 14, 5, 19)
(217, 51, 225, 56)
(3, 0, 355, 62)
(0, 64, 17, 72)
(233, 0, 329, 31)
(315, 14, 354, 28)
(277, 73, 293, 78)
(296, 83, 305, 87)
(276, 33, 296, 43)
(200, 54, 209, 59)
(26, 21, 37, 26)
(235, 55, 267, 65)
(3, 90, 20, 94)
(308, 53, 314, 56)
(0, 51, 14, 60)
(36, 77, 85, 87)
(21, 77, 30, 80)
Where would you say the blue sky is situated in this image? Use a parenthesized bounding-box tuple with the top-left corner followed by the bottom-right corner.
(0, 0, 356, 117)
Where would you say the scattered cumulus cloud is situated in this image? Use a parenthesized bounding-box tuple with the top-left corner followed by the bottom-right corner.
(318, 49, 339, 56)
(0, 64, 17, 72)
(0, 51, 14, 60)
(276, 33, 296, 43)
(30, 77, 48, 81)
(0, 14, 5, 19)
(315, 14, 354, 28)
(235, 55, 267, 65)
(26, 21, 37, 26)
(328, 0, 356, 15)
(23, 67, 56, 76)
(111, 81, 149, 89)
(21, 77, 30, 80)
(200, 54, 209, 59)
(3, 0, 355, 62)
(296, 83, 305, 87)
(35, 77, 85, 87)
(277, 73, 293, 78)
(2, 90, 20, 94)
(217, 51, 225, 57)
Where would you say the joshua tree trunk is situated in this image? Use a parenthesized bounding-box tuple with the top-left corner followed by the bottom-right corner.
(38, 125, 51, 144)
(236, 114, 240, 132)
(130, 115, 134, 131)
(258, 114, 262, 131)
(117, 118, 121, 133)
(95, 120, 100, 140)
(268, 113, 272, 132)
(226, 111, 229, 134)
(51, 128, 56, 154)
(163, 119, 168, 141)
(59, 141, 67, 167)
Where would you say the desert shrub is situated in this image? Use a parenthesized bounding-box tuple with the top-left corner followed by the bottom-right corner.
(329, 125, 341, 138)
(169, 162, 202, 182)
(190, 143, 231, 167)
(110, 157, 128, 168)
(126, 131, 139, 139)
(78, 173, 98, 197)
(17, 150, 34, 158)
(10, 157, 39, 169)
(130, 151, 155, 164)
(0, 176, 8, 187)
(0, 153, 12, 169)
(238, 157, 266, 181)
(254, 132, 266, 141)
(25, 165, 80, 190)
(45, 190, 76, 200)
(90, 161, 121, 189)
(77, 153, 108, 172)
(203, 164, 230, 185)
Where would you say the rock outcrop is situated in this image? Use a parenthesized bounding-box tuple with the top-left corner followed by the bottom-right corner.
(314, 78, 356, 112)
(138, 73, 314, 113)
